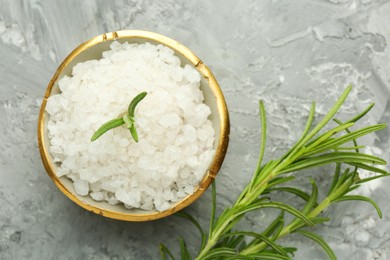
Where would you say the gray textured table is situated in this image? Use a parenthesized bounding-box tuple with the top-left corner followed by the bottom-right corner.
(1, 1, 390, 259)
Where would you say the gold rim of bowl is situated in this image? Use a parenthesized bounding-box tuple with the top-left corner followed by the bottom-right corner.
(37, 30, 230, 222)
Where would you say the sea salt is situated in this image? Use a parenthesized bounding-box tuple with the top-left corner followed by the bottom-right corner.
(46, 42, 215, 212)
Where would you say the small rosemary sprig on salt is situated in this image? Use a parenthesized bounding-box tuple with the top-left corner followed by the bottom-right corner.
(160, 86, 389, 260)
(91, 91, 147, 142)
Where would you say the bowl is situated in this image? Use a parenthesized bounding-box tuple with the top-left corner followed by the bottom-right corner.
(37, 30, 230, 221)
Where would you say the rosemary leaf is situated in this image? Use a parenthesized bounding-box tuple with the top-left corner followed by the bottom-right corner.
(357, 174, 390, 184)
(295, 230, 337, 260)
(280, 152, 386, 174)
(90, 117, 124, 141)
(243, 253, 291, 260)
(309, 217, 331, 225)
(160, 244, 175, 260)
(284, 85, 352, 161)
(257, 101, 267, 172)
(263, 187, 311, 202)
(269, 216, 285, 242)
(302, 179, 318, 215)
(130, 125, 139, 142)
(304, 122, 355, 151)
(333, 118, 360, 153)
(222, 231, 288, 256)
(332, 195, 383, 218)
(225, 234, 245, 249)
(175, 211, 206, 252)
(179, 237, 191, 260)
(238, 201, 313, 226)
(327, 162, 341, 196)
(342, 102, 375, 124)
(334, 146, 366, 150)
(347, 162, 388, 174)
(262, 212, 284, 238)
(303, 124, 387, 157)
(281, 102, 315, 161)
(249, 100, 268, 192)
(267, 176, 296, 188)
(209, 181, 217, 238)
(128, 91, 147, 117)
(201, 247, 237, 260)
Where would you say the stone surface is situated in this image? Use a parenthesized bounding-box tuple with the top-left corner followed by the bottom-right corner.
(0, 0, 389, 259)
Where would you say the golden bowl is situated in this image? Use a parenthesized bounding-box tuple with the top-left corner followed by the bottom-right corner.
(37, 30, 230, 221)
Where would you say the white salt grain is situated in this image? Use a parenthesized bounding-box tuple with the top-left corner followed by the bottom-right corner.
(183, 125, 197, 142)
(90, 192, 104, 201)
(184, 65, 201, 83)
(74, 179, 89, 196)
(46, 42, 215, 212)
(159, 113, 182, 127)
(119, 138, 130, 147)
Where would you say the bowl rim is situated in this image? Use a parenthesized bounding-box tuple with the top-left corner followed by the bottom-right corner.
(37, 30, 230, 222)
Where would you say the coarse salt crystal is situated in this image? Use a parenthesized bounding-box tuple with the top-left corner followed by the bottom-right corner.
(184, 65, 201, 83)
(183, 124, 197, 142)
(74, 179, 89, 196)
(90, 192, 104, 201)
(159, 113, 181, 127)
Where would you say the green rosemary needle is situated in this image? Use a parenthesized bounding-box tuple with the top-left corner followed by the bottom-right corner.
(90, 117, 125, 142)
(90, 91, 147, 142)
(128, 91, 147, 117)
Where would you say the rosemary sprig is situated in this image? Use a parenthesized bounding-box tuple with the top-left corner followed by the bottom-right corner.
(160, 86, 389, 260)
(91, 91, 147, 142)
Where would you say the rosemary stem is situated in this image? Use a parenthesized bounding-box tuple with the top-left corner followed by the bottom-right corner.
(197, 170, 281, 258)
(195, 239, 217, 260)
(237, 172, 274, 206)
(197, 174, 273, 259)
(306, 198, 331, 219)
